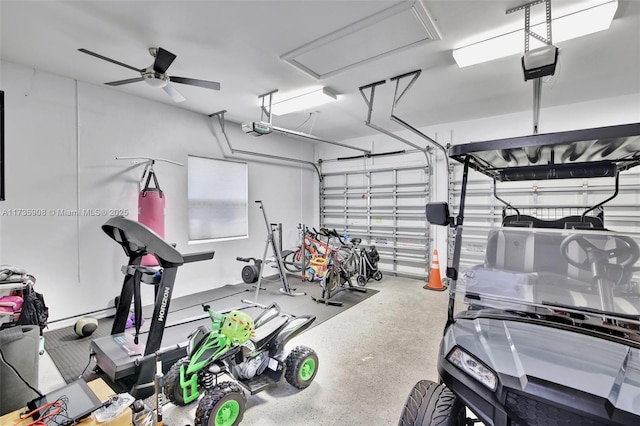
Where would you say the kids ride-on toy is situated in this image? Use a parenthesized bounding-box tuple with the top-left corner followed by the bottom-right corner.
(399, 123, 640, 425)
(164, 301, 318, 426)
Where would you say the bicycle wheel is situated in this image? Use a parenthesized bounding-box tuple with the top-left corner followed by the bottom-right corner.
(282, 248, 310, 273)
(282, 249, 302, 273)
(323, 267, 341, 299)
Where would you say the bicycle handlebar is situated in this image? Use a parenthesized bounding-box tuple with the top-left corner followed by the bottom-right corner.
(334, 229, 347, 244)
(313, 227, 348, 245)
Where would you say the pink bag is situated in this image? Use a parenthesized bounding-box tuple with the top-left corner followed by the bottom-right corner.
(139, 170, 165, 267)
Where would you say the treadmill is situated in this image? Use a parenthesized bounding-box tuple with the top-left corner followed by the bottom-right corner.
(90, 216, 215, 398)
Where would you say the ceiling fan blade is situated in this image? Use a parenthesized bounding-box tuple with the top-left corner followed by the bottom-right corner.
(153, 48, 176, 74)
(78, 48, 142, 73)
(163, 83, 186, 103)
(170, 76, 220, 91)
(105, 77, 144, 86)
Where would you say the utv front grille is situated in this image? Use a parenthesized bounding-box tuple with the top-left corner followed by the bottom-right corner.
(505, 391, 607, 426)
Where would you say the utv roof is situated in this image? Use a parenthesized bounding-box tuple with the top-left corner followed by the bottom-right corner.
(449, 122, 640, 181)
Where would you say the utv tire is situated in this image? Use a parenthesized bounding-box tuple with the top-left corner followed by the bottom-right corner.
(164, 357, 192, 406)
(398, 380, 465, 426)
(373, 270, 383, 281)
(285, 346, 318, 389)
(195, 381, 246, 426)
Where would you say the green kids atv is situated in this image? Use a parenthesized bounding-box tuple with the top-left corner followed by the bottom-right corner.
(163, 301, 318, 426)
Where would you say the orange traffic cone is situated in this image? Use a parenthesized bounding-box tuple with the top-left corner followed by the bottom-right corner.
(424, 249, 446, 291)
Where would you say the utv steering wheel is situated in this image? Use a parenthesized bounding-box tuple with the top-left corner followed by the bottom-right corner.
(560, 233, 640, 271)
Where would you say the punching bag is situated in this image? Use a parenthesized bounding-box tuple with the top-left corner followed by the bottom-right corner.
(138, 169, 165, 266)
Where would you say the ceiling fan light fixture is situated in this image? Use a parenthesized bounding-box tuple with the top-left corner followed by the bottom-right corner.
(142, 71, 169, 88)
(271, 87, 339, 116)
(452, 0, 618, 68)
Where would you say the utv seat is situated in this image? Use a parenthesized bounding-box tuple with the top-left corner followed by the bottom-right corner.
(485, 229, 536, 272)
(486, 219, 638, 313)
(500, 214, 605, 280)
(485, 228, 589, 281)
(484, 229, 592, 309)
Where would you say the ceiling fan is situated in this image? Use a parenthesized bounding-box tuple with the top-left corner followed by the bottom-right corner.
(78, 47, 220, 103)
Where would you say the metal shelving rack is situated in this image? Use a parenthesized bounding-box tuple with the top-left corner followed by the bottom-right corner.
(320, 165, 431, 280)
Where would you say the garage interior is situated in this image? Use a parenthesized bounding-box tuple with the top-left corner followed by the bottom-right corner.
(1, 1, 639, 425)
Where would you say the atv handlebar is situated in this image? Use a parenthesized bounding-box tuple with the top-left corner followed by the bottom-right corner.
(240, 299, 268, 310)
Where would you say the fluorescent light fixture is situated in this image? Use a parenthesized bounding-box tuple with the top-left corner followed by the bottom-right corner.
(453, 0, 618, 67)
(271, 87, 339, 116)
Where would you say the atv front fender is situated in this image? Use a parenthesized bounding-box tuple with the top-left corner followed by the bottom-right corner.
(179, 363, 200, 404)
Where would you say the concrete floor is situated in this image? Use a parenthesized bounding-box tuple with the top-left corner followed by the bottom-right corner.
(39, 276, 450, 425)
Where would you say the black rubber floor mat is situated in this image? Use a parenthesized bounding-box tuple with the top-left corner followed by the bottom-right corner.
(44, 279, 378, 384)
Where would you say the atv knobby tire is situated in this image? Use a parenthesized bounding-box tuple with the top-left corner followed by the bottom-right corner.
(195, 381, 246, 426)
(285, 346, 318, 389)
(164, 356, 192, 406)
(398, 380, 465, 426)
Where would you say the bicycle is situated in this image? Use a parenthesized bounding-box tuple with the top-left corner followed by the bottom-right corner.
(312, 228, 367, 306)
(282, 225, 331, 278)
(317, 228, 359, 279)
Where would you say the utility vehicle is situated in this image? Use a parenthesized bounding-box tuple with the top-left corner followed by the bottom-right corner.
(400, 123, 640, 425)
(164, 301, 318, 426)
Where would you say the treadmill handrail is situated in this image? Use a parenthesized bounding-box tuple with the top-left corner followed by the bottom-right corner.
(183, 251, 215, 263)
(102, 216, 184, 266)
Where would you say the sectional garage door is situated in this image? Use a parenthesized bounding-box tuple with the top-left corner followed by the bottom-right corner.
(320, 165, 432, 280)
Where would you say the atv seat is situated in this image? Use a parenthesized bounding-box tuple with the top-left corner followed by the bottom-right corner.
(250, 314, 288, 351)
(189, 325, 211, 351)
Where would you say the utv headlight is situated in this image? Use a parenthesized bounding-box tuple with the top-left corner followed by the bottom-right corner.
(447, 347, 497, 391)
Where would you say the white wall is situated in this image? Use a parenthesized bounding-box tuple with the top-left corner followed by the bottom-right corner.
(0, 60, 316, 322)
(315, 92, 640, 276)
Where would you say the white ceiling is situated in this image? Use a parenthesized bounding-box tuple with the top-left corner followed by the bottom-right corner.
(1, 0, 639, 142)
